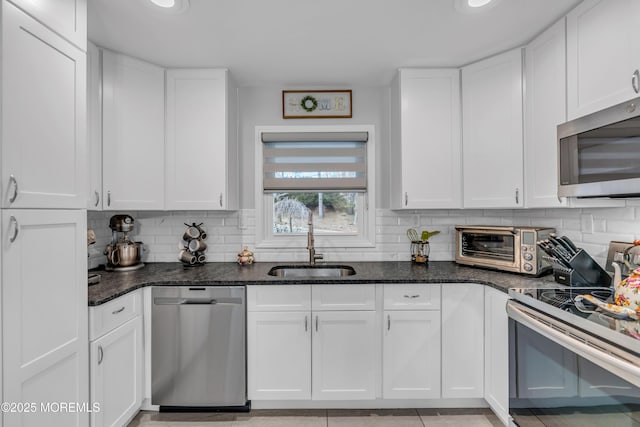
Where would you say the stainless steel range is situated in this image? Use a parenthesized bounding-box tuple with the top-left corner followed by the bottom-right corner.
(507, 286, 640, 427)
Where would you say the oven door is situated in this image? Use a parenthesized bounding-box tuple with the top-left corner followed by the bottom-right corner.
(456, 227, 520, 272)
(507, 301, 640, 427)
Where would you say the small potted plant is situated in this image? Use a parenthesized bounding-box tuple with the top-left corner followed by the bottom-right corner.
(410, 230, 440, 263)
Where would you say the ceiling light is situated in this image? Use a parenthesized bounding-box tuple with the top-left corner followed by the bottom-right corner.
(468, 0, 492, 7)
(149, 0, 175, 7)
(454, 0, 500, 14)
(143, 0, 189, 14)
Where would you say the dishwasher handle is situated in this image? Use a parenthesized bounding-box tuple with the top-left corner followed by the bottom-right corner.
(154, 297, 244, 306)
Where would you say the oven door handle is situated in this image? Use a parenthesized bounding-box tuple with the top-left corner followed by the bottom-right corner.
(507, 300, 640, 388)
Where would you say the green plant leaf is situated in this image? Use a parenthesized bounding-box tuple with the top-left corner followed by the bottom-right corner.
(420, 230, 440, 242)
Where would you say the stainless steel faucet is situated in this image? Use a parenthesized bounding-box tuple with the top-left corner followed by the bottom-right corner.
(307, 212, 323, 265)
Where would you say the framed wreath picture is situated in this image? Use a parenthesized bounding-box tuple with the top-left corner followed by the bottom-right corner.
(282, 90, 352, 119)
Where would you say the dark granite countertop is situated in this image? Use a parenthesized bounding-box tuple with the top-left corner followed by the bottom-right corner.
(88, 261, 558, 306)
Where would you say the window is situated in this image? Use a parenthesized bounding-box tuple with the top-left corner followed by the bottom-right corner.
(255, 125, 376, 249)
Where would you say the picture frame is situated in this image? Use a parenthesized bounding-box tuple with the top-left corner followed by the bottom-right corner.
(282, 90, 352, 119)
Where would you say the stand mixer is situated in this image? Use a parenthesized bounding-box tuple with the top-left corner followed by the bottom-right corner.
(104, 214, 144, 271)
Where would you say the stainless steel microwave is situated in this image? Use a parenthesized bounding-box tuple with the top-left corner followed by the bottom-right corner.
(558, 96, 640, 198)
(455, 226, 554, 276)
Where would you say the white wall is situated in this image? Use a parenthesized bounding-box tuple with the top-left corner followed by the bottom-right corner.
(87, 84, 640, 268)
(88, 204, 640, 268)
(237, 86, 390, 208)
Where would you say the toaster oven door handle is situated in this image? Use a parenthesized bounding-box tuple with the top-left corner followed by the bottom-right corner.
(455, 226, 517, 234)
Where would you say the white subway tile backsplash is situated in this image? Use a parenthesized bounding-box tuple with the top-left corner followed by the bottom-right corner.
(87, 203, 640, 267)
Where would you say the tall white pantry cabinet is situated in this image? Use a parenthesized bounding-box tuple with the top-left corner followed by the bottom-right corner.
(0, 1, 89, 427)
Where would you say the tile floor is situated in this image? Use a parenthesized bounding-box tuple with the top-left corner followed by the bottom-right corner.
(127, 408, 504, 427)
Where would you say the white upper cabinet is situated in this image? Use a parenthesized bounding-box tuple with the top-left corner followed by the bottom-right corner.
(9, 0, 87, 51)
(165, 69, 238, 210)
(462, 48, 524, 208)
(524, 19, 567, 208)
(87, 42, 102, 210)
(567, 0, 640, 120)
(2, 1, 87, 209)
(102, 50, 165, 210)
(390, 69, 462, 209)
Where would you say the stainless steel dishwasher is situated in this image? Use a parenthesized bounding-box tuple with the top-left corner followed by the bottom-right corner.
(152, 286, 247, 410)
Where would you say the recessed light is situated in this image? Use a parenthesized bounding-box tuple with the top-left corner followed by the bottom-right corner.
(143, 0, 189, 14)
(468, 0, 492, 7)
(454, 0, 500, 14)
(150, 0, 175, 7)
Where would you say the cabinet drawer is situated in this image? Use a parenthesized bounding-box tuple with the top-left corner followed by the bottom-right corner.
(90, 290, 142, 340)
(384, 284, 440, 310)
(247, 285, 311, 312)
(312, 284, 376, 311)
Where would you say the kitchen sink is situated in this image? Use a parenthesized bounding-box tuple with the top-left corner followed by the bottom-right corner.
(267, 265, 356, 278)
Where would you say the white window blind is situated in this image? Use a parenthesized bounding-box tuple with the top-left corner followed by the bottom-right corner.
(262, 131, 368, 192)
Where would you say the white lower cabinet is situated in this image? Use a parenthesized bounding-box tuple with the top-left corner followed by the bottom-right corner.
(247, 311, 311, 400)
(89, 291, 143, 427)
(484, 287, 509, 426)
(312, 310, 377, 400)
(247, 284, 377, 401)
(90, 317, 143, 427)
(383, 310, 440, 399)
(2, 209, 88, 427)
(441, 283, 484, 398)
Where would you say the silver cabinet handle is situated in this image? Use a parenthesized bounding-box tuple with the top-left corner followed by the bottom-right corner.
(633, 69, 640, 94)
(8, 216, 18, 243)
(305, 315, 308, 332)
(8, 174, 18, 204)
(387, 314, 391, 331)
(98, 346, 104, 365)
(107, 191, 111, 207)
(404, 192, 408, 206)
(219, 193, 223, 207)
(94, 191, 100, 207)
(112, 306, 125, 315)
(403, 294, 420, 299)
(315, 315, 319, 332)
(515, 188, 520, 204)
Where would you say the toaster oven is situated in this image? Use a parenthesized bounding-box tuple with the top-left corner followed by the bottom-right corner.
(455, 225, 554, 276)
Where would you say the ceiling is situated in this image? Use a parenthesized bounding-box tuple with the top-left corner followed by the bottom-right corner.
(88, 0, 582, 87)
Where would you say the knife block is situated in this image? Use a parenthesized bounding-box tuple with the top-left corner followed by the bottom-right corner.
(565, 249, 612, 287)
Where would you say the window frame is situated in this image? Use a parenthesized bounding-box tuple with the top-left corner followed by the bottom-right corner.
(255, 124, 376, 249)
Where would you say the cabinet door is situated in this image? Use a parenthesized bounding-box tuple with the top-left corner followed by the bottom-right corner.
(462, 48, 523, 208)
(567, 0, 638, 119)
(312, 311, 377, 400)
(2, 210, 88, 427)
(247, 311, 311, 400)
(484, 288, 510, 426)
(9, 0, 87, 50)
(2, 2, 86, 209)
(90, 316, 143, 427)
(383, 310, 440, 399)
(515, 322, 578, 398)
(524, 18, 567, 208)
(166, 69, 237, 210)
(102, 50, 165, 210)
(441, 283, 484, 398)
(87, 41, 103, 210)
(390, 69, 461, 209)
